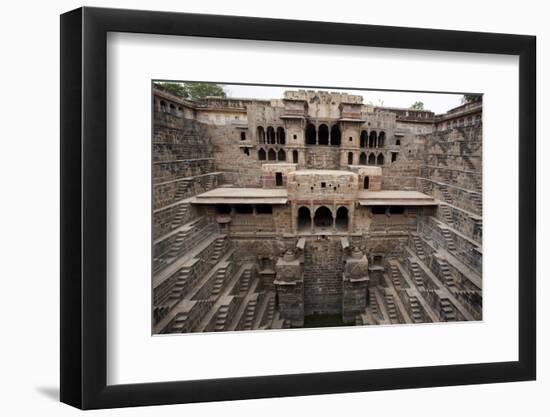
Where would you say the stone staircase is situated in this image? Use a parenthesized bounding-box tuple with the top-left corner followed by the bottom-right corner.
(440, 298, 457, 321)
(241, 299, 258, 331)
(170, 202, 189, 230)
(168, 265, 193, 300)
(412, 235, 425, 259)
(214, 305, 230, 331)
(440, 228, 457, 251)
(409, 261, 424, 289)
(409, 296, 423, 323)
(438, 259, 455, 288)
(264, 296, 276, 326)
(170, 312, 189, 333)
(470, 191, 482, 213)
(390, 265, 402, 289)
(166, 230, 188, 258)
(368, 290, 378, 316)
(239, 268, 253, 293)
(211, 265, 228, 296)
(211, 236, 227, 263)
(439, 184, 453, 204)
(174, 178, 193, 200)
(439, 204, 453, 226)
(385, 293, 398, 322)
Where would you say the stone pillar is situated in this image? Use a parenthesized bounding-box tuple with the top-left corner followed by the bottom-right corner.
(274, 249, 304, 327)
(342, 246, 369, 324)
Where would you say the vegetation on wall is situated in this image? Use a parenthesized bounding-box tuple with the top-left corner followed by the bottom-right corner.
(155, 82, 227, 99)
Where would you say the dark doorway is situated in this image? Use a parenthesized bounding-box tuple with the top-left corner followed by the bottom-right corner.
(348, 152, 354, 165)
(306, 124, 316, 145)
(330, 125, 341, 145)
(258, 148, 266, 160)
(292, 150, 299, 163)
(335, 207, 349, 231)
(368, 153, 376, 165)
(360, 130, 368, 147)
(267, 126, 276, 144)
(297, 207, 311, 232)
(359, 152, 367, 165)
(364, 176, 369, 189)
(268, 149, 276, 161)
(277, 127, 286, 144)
(275, 172, 283, 186)
(314, 206, 333, 228)
(377, 154, 385, 165)
(318, 124, 329, 145)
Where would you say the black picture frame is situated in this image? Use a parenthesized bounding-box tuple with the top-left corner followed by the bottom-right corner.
(60, 6, 536, 410)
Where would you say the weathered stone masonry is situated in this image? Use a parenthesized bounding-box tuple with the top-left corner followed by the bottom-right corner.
(152, 87, 482, 333)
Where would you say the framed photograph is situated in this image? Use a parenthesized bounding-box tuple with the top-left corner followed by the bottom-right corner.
(60, 6, 536, 409)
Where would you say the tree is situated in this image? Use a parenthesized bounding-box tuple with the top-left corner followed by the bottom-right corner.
(409, 101, 424, 110)
(462, 94, 482, 104)
(155, 82, 226, 99)
(155, 82, 186, 98)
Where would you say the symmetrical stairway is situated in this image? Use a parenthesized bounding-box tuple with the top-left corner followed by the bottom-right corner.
(170, 203, 189, 230)
(440, 228, 457, 251)
(439, 204, 453, 226)
(214, 305, 230, 331)
(211, 236, 227, 263)
(410, 296, 422, 323)
(440, 298, 457, 321)
(241, 299, 258, 331)
(438, 259, 455, 288)
(412, 235, 425, 259)
(409, 261, 424, 288)
(211, 265, 228, 296)
(390, 265, 402, 289)
(385, 293, 398, 322)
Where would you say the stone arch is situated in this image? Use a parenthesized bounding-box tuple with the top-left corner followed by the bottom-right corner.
(297, 206, 311, 232)
(369, 131, 377, 147)
(257, 126, 266, 144)
(258, 148, 266, 160)
(169, 103, 177, 115)
(360, 130, 368, 147)
(277, 127, 286, 144)
(160, 100, 167, 112)
(318, 124, 329, 145)
(368, 152, 376, 165)
(359, 152, 367, 165)
(378, 131, 386, 147)
(305, 123, 316, 145)
(292, 150, 299, 163)
(268, 148, 277, 161)
(377, 153, 385, 165)
(314, 206, 333, 228)
(278, 149, 286, 161)
(267, 126, 276, 144)
(330, 125, 341, 145)
(348, 152, 354, 165)
(335, 206, 349, 231)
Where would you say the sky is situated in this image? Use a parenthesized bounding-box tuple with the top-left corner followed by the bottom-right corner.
(220, 84, 465, 115)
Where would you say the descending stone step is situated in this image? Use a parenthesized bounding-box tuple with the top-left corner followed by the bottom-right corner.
(439, 204, 453, 226)
(440, 298, 457, 321)
(440, 229, 456, 251)
(170, 203, 189, 230)
(242, 299, 258, 331)
(412, 235, 425, 259)
(438, 259, 455, 288)
(385, 293, 398, 321)
(409, 296, 423, 323)
(390, 265, 402, 289)
(409, 262, 424, 288)
(210, 266, 228, 296)
(210, 236, 227, 263)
